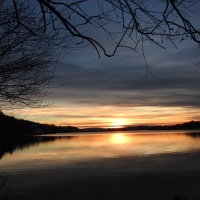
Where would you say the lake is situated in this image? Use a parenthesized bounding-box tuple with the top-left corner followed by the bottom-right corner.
(1, 130, 200, 200)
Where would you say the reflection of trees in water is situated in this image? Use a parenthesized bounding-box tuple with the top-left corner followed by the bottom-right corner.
(172, 195, 194, 200)
(0, 135, 75, 160)
(0, 135, 77, 198)
(0, 172, 24, 200)
(184, 132, 200, 138)
(0, 171, 196, 200)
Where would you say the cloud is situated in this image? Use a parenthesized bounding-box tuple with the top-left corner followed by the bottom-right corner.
(50, 46, 200, 109)
(13, 29, 200, 127)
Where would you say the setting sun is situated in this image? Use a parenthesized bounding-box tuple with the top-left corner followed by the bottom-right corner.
(111, 119, 126, 128)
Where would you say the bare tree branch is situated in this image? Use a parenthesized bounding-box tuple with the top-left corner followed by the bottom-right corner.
(0, 0, 70, 110)
(1, 0, 200, 109)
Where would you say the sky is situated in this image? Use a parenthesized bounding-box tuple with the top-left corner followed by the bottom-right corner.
(5, 1, 200, 129)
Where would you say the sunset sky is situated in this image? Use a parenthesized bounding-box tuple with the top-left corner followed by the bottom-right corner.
(5, 1, 200, 129)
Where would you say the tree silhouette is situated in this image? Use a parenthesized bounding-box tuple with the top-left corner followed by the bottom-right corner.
(22, 0, 200, 57)
(0, 0, 71, 109)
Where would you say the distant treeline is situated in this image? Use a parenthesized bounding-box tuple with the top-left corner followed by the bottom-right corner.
(112, 120, 200, 131)
(122, 121, 200, 130)
(0, 113, 79, 136)
(1, 112, 200, 137)
(84, 120, 200, 132)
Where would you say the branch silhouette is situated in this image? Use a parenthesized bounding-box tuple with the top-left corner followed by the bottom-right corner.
(1, 0, 200, 109)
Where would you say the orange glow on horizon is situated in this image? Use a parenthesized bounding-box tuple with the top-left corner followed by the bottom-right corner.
(110, 119, 126, 128)
(6, 104, 200, 129)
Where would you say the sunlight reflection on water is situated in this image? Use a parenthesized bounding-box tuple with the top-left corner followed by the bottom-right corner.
(1, 130, 200, 200)
(1, 131, 200, 172)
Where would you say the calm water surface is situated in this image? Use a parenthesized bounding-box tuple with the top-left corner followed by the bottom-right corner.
(1, 130, 200, 200)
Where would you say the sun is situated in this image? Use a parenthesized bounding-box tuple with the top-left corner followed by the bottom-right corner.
(111, 119, 126, 128)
